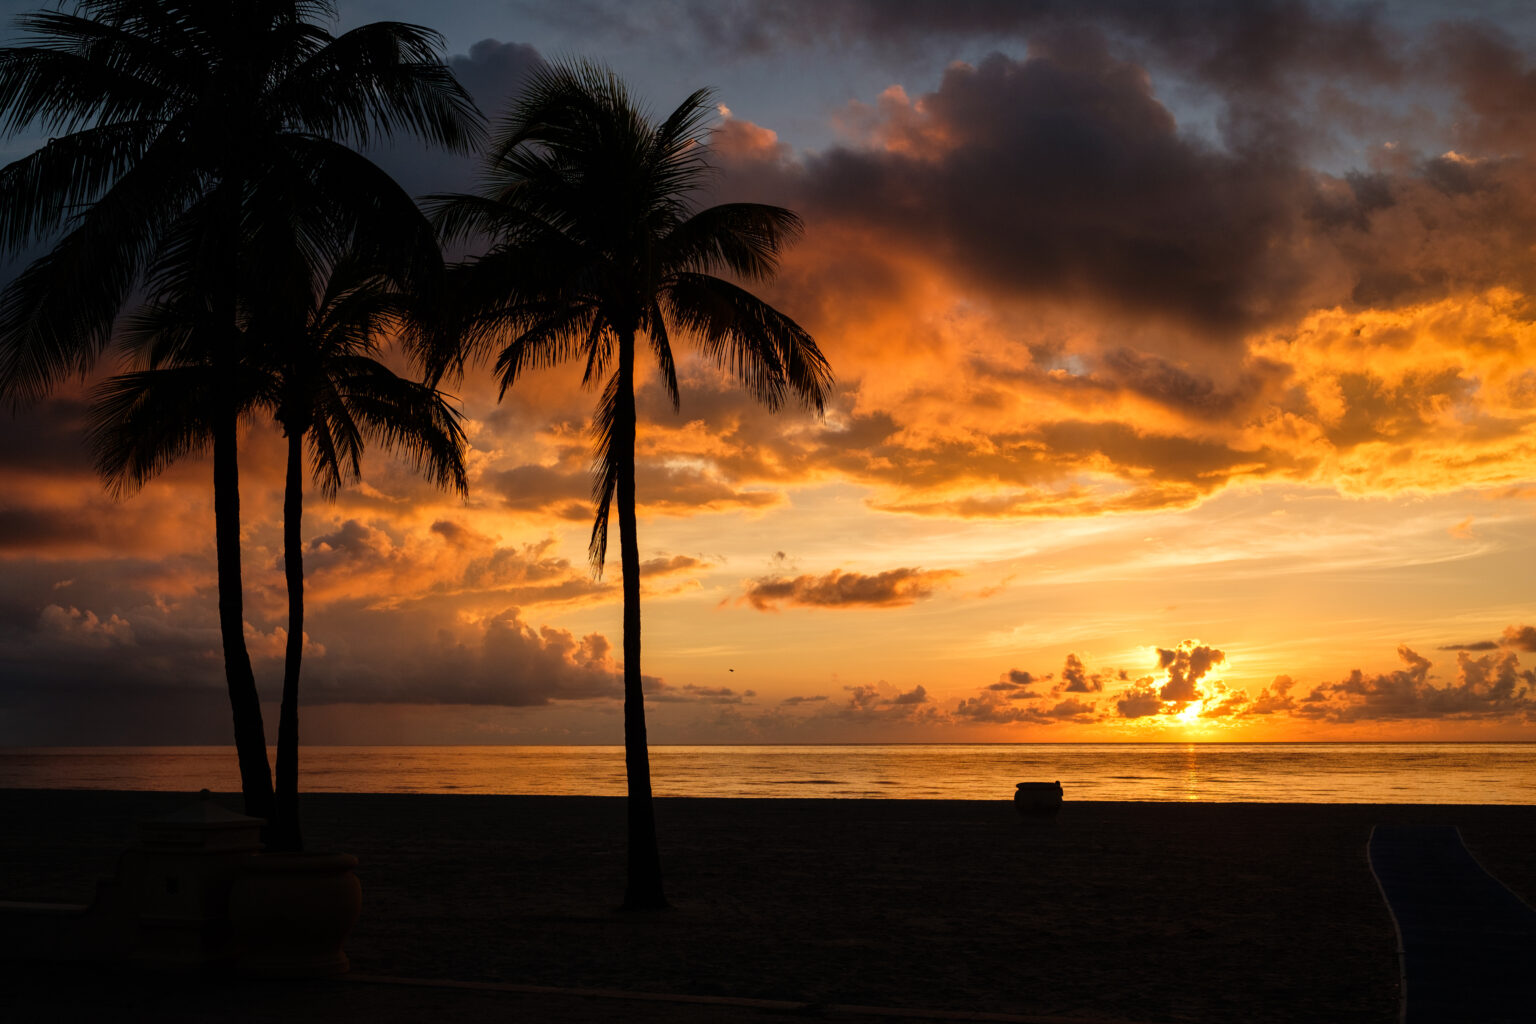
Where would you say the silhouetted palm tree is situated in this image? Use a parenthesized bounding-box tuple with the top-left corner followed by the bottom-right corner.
(430, 61, 833, 909)
(91, 250, 469, 851)
(0, 0, 481, 821)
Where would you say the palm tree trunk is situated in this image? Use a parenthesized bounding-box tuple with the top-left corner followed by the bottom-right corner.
(213, 404, 275, 824)
(272, 425, 305, 852)
(206, 170, 274, 825)
(617, 329, 665, 910)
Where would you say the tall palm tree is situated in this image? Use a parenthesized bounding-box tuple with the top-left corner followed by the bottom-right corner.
(0, 0, 481, 821)
(91, 249, 469, 851)
(262, 255, 468, 852)
(430, 61, 833, 909)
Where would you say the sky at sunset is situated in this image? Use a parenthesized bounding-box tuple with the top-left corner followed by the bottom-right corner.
(6, 0, 1536, 744)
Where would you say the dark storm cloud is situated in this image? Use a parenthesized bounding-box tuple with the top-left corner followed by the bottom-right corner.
(1099, 349, 1288, 421)
(0, 396, 125, 549)
(0, 395, 95, 474)
(361, 38, 544, 199)
(967, 347, 1291, 427)
(1317, 155, 1536, 311)
(0, 463, 212, 557)
(741, 567, 957, 610)
(797, 44, 1310, 337)
(0, 681, 239, 745)
(516, 0, 1402, 93)
(449, 39, 544, 118)
(0, 561, 248, 743)
(0, 583, 630, 713)
(1434, 21, 1536, 154)
(0, 506, 108, 551)
(307, 604, 638, 705)
(0, 510, 705, 740)
(693, 5, 1536, 361)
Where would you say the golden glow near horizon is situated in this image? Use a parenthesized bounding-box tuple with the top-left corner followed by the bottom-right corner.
(5, 3, 1536, 745)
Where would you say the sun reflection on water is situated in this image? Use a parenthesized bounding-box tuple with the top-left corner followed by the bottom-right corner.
(1181, 743, 1203, 801)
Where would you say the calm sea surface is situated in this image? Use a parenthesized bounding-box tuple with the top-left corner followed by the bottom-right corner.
(1, 744, 1534, 803)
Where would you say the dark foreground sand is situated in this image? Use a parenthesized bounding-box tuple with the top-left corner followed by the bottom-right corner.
(3, 790, 1535, 1023)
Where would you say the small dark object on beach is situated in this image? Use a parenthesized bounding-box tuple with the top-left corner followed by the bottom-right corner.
(1015, 781, 1064, 819)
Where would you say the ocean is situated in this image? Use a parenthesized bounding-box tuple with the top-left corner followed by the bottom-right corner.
(2, 743, 1534, 803)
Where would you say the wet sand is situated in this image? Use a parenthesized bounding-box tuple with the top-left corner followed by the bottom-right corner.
(3, 790, 1534, 1023)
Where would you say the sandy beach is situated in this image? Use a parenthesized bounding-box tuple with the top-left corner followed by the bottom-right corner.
(4, 790, 1535, 1022)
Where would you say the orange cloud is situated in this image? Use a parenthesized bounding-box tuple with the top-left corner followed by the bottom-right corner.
(739, 566, 959, 610)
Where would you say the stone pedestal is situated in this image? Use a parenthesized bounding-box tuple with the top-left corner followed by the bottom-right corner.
(125, 790, 265, 968)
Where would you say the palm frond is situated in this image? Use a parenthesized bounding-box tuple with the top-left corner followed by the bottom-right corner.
(664, 272, 832, 413)
(262, 133, 443, 294)
(422, 191, 521, 246)
(645, 299, 680, 412)
(119, 296, 209, 370)
(0, 155, 196, 407)
(87, 364, 217, 496)
(313, 263, 405, 352)
(426, 234, 595, 381)
(587, 369, 623, 574)
(659, 203, 803, 282)
(337, 361, 468, 497)
(578, 314, 612, 389)
(0, 19, 187, 136)
(306, 385, 359, 499)
(275, 20, 484, 153)
(645, 85, 713, 213)
(493, 302, 601, 397)
(492, 58, 636, 165)
(0, 119, 164, 248)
